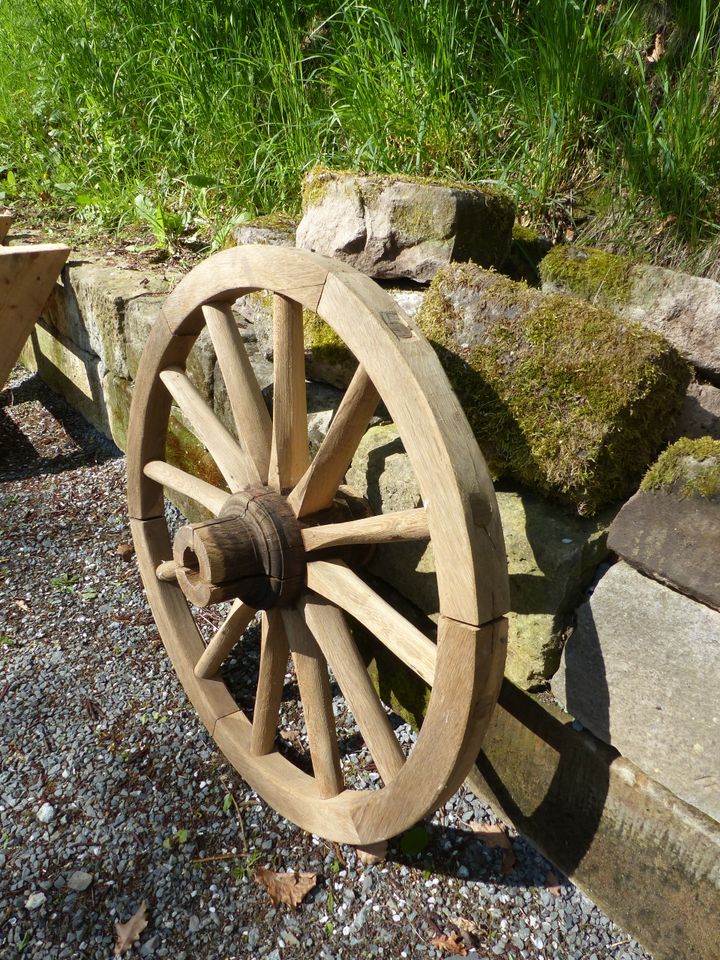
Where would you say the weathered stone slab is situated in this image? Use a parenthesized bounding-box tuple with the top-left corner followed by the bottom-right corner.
(416, 262, 690, 514)
(346, 424, 612, 688)
(551, 561, 720, 821)
(233, 214, 296, 247)
(609, 437, 720, 608)
(467, 681, 720, 960)
(296, 167, 515, 282)
(668, 380, 720, 442)
(541, 244, 720, 383)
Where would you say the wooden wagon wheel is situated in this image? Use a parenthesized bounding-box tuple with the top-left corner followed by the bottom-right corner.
(127, 245, 509, 845)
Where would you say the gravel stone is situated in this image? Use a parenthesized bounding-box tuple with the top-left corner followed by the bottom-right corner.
(36, 803, 56, 824)
(67, 871, 93, 892)
(0, 366, 656, 960)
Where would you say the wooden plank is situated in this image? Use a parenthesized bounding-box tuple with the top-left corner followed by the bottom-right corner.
(303, 599, 405, 784)
(160, 365, 260, 491)
(306, 559, 437, 686)
(288, 365, 379, 517)
(0, 213, 13, 243)
(281, 607, 344, 799)
(202, 303, 272, 482)
(0, 244, 69, 388)
(301, 507, 429, 553)
(268, 296, 309, 491)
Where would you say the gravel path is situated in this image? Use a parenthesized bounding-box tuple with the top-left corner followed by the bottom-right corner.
(1, 366, 654, 960)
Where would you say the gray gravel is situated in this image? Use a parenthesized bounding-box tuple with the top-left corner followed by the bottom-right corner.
(1, 366, 655, 960)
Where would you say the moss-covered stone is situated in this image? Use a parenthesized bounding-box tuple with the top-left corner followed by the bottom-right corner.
(505, 224, 552, 286)
(640, 436, 720, 500)
(417, 263, 691, 515)
(541, 244, 635, 305)
(302, 311, 356, 389)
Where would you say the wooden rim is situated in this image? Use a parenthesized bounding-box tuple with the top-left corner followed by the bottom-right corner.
(127, 245, 509, 844)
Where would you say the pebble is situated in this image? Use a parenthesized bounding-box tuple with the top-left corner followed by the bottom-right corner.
(67, 871, 93, 892)
(25, 892, 47, 910)
(36, 803, 56, 824)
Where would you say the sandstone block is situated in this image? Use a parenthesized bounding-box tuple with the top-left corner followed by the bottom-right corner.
(541, 245, 720, 383)
(608, 438, 720, 609)
(296, 167, 515, 282)
(551, 561, 720, 821)
(346, 424, 612, 688)
(668, 380, 720, 442)
(417, 263, 690, 514)
(233, 214, 296, 247)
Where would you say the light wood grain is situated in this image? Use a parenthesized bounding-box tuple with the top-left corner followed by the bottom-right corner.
(194, 599, 257, 679)
(143, 460, 228, 516)
(287, 365, 379, 517)
(0, 213, 13, 244)
(268, 295, 309, 492)
(251, 611, 290, 756)
(0, 244, 69, 388)
(301, 508, 429, 553)
(303, 598, 405, 784)
(281, 607, 344, 799)
(160, 365, 260, 491)
(202, 303, 272, 482)
(306, 559, 437, 686)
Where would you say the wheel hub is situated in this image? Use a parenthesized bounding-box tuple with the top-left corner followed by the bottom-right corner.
(172, 488, 306, 610)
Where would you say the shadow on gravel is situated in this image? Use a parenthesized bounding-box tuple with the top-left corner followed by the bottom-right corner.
(0, 372, 120, 482)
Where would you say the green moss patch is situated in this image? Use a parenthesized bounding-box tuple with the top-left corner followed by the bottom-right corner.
(417, 264, 691, 515)
(540, 244, 635, 305)
(641, 437, 720, 500)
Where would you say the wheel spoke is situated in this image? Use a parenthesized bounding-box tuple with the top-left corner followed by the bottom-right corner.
(268, 296, 309, 492)
(303, 598, 404, 784)
(193, 599, 257, 679)
(143, 460, 229, 516)
(250, 611, 291, 756)
(159, 365, 261, 490)
(287, 365, 379, 518)
(301, 508, 429, 553)
(281, 607, 344, 798)
(306, 560, 436, 686)
(202, 303, 272, 482)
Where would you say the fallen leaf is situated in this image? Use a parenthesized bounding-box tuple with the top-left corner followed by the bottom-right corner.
(116, 543, 135, 561)
(545, 870, 562, 896)
(645, 31, 666, 63)
(430, 932, 468, 956)
(254, 867, 316, 908)
(454, 916, 481, 937)
(470, 821, 517, 874)
(356, 841, 388, 865)
(14, 599, 29, 611)
(113, 901, 148, 956)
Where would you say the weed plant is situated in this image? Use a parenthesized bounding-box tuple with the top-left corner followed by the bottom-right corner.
(0, 0, 718, 254)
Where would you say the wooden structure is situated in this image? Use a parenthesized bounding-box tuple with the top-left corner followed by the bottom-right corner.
(0, 212, 13, 243)
(127, 245, 510, 844)
(0, 244, 70, 389)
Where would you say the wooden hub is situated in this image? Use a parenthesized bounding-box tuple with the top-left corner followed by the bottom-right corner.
(172, 488, 305, 609)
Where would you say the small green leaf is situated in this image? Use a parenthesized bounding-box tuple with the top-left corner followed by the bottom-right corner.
(162, 837, 173, 850)
(176, 828, 189, 844)
(400, 825, 429, 855)
(222, 793, 233, 813)
(80, 590, 98, 600)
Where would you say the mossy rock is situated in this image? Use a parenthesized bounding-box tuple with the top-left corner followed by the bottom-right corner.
(504, 224, 552, 286)
(417, 263, 691, 515)
(540, 244, 635, 305)
(641, 436, 720, 501)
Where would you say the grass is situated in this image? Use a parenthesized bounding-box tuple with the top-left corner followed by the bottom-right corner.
(0, 1, 719, 259)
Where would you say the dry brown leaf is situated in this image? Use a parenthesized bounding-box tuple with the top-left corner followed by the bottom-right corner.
(254, 867, 316, 908)
(116, 542, 135, 561)
(14, 599, 30, 611)
(356, 841, 388, 865)
(545, 870, 562, 896)
(470, 821, 517, 874)
(430, 933, 468, 956)
(113, 901, 148, 956)
(645, 31, 666, 63)
(454, 916, 481, 937)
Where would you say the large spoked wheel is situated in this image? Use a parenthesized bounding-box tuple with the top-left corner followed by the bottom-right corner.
(127, 245, 509, 845)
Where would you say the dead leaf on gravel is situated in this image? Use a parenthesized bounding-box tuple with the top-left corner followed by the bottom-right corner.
(113, 900, 148, 955)
(470, 821, 517, 874)
(254, 867, 316, 908)
(14, 599, 29, 611)
(116, 543, 135, 561)
(356, 841, 388, 865)
(430, 932, 468, 956)
(545, 870, 562, 896)
(454, 916, 481, 937)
